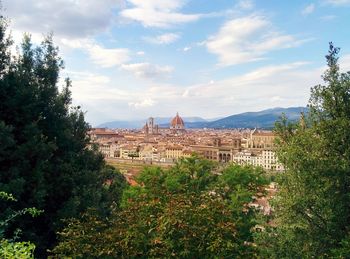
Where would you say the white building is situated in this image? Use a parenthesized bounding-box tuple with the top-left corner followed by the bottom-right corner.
(232, 149, 284, 171)
(119, 144, 140, 160)
(99, 142, 118, 158)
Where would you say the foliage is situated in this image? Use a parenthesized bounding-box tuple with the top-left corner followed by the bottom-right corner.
(53, 157, 268, 258)
(0, 191, 42, 259)
(0, 239, 35, 259)
(256, 43, 350, 258)
(0, 16, 127, 256)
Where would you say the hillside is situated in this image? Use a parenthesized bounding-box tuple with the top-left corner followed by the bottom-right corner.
(98, 107, 307, 129)
(201, 107, 306, 129)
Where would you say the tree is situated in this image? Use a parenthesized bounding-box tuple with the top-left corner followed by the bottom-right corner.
(0, 17, 127, 257)
(53, 157, 268, 258)
(257, 43, 350, 257)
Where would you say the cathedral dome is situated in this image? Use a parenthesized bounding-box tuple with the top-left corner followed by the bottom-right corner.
(170, 112, 185, 129)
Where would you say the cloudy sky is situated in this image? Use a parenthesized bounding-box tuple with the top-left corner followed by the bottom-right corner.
(3, 0, 350, 125)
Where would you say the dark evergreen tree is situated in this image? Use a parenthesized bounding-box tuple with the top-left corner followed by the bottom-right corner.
(0, 17, 126, 257)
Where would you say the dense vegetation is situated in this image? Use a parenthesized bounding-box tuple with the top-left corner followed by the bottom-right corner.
(0, 191, 40, 258)
(53, 158, 268, 258)
(0, 17, 127, 257)
(256, 43, 350, 258)
(1, 7, 350, 258)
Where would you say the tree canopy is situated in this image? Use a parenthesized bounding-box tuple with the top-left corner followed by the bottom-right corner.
(0, 17, 127, 257)
(256, 43, 350, 258)
(53, 157, 268, 258)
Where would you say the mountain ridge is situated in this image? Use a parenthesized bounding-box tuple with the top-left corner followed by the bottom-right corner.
(97, 107, 307, 129)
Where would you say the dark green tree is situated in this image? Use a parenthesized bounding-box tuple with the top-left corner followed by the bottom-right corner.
(0, 17, 127, 256)
(257, 43, 350, 258)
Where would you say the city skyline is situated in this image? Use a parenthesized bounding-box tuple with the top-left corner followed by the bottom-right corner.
(4, 0, 350, 125)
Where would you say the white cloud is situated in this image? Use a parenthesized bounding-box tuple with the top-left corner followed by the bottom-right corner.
(340, 54, 350, 71)
(61, 39, 130, 67)
(270, 96, 284, 102)
(3, 0, 117, 39)
(137, 51, 145, 55)
(126, 0, 184, 10)
(178, 61, 318, 114)
(121, 62, 173, 79)
(65, 71, 131, 102)
(71, 56, 350, 125)
(236, 0, 255, 10)
(129, 98, 156, 108)
(206, 15, 308, 66)
(3, 0, 132, 67)
(183, 46, 191, 52)
(69, 72, 111, 87)
(324, 0, 350, 5)
(88, 45, 130, 67)
(60, 38, 86, 49)
(144, 33, 180, 44)
(120, 0, 201, 28)
(320, 15, 337, 20)
(302, 3, 316, 15)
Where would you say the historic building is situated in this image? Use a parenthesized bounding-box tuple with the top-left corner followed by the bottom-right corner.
(139, 144, 160, 161)
(89, 128, 122, 141)
(170, 112, 185, 134)
(232, 150, 284, 171)
(191, 137, 242, 163)
(165, 145, 192, 161)
(99, 142, 118, 158)
(244, 129, 275, 149)
(143, 117, 159, 136)
(90, 115, 284, 171)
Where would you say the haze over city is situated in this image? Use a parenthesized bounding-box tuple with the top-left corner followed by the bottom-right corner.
(4, 0, 350, 125)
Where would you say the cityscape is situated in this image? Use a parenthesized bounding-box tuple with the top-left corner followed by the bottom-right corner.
(1, 0, 350, 258)
(91, 112, 285, 181)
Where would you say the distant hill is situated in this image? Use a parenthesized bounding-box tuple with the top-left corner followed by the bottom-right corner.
(97, 120, 145, 129)
(97, 107, 307, 129)
(197, 107, 307, 129)
(97, 116, 207, 129)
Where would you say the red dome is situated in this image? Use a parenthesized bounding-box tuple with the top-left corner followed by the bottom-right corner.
(170, 112, 185, 129)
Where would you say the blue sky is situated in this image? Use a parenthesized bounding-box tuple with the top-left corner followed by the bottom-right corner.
(3, 0, 350, 125)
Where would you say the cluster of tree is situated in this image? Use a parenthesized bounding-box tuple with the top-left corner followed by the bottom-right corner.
(53, 157, 268, 258)
(0, 17, 127, 257)
(255, 43, 350, 258)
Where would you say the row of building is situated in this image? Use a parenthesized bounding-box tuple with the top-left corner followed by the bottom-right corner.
(89, 113, 284, 171)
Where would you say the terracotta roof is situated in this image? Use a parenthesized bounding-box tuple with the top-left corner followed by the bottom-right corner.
(252, 131, 275, 136)
(93, 131, 119, 135)
(166, 145, 183, 150)
(170, 112, 185, 127)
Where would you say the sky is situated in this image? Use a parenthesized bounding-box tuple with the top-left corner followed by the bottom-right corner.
(3, 0, 350, 126)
